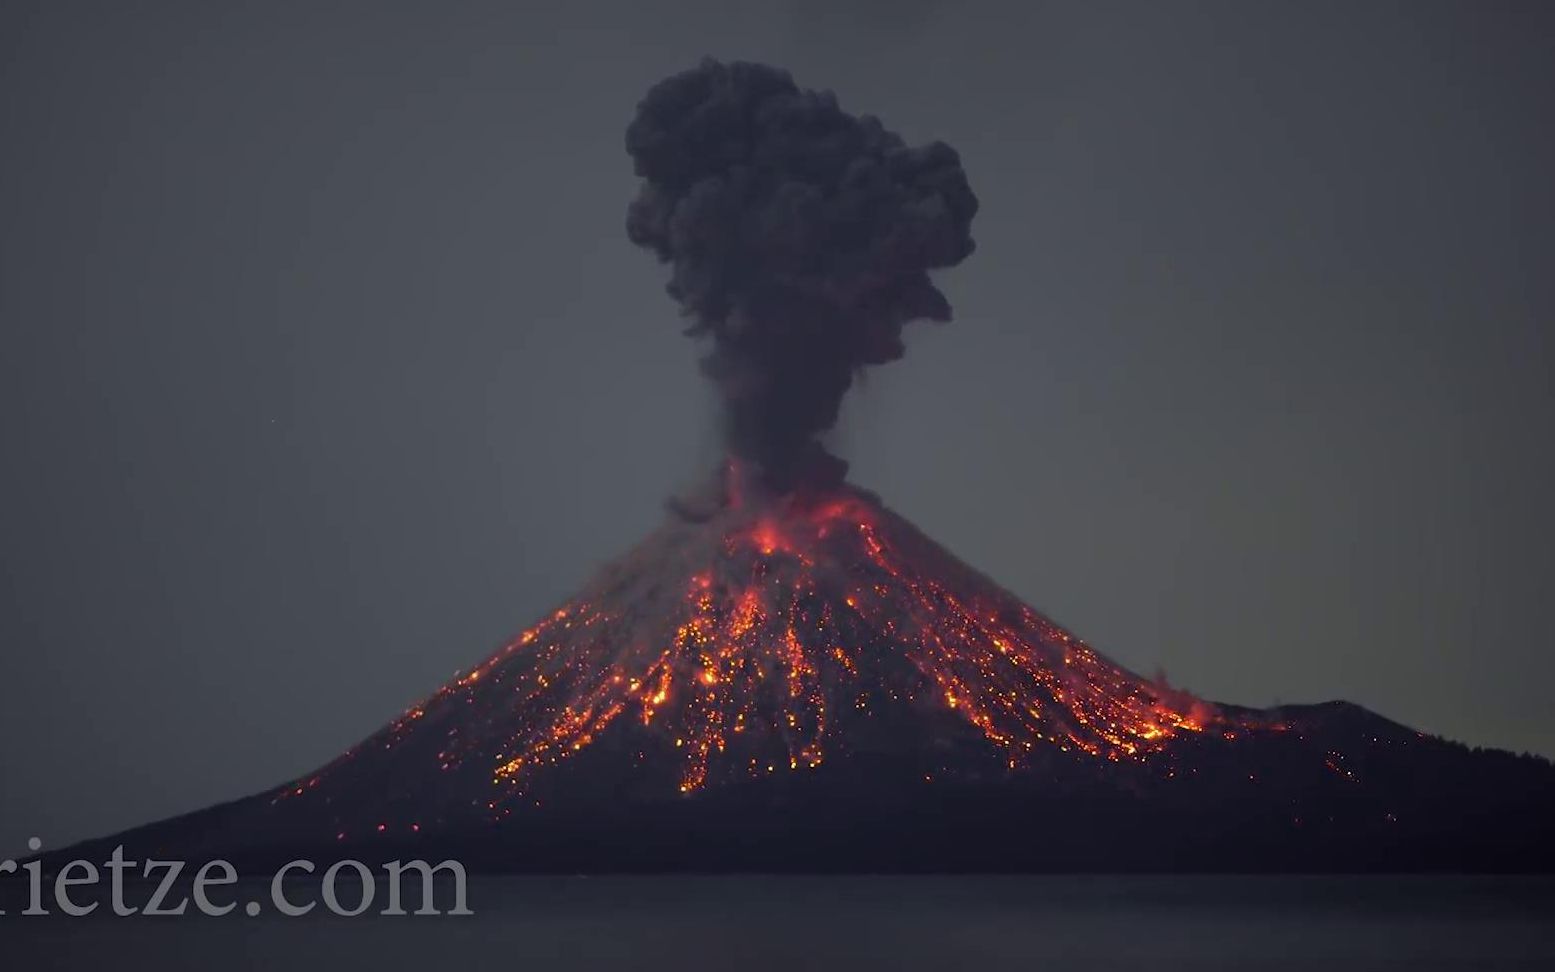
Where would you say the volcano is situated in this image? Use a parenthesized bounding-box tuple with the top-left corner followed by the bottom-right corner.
(59, 466, 1555, 872)
(45, 59, 1555, 873)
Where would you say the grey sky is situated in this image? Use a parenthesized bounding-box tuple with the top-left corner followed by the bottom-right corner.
(2, 1, 1551, 855)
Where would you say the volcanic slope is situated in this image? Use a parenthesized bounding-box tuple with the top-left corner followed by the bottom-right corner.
(60, 480, 1555, 872)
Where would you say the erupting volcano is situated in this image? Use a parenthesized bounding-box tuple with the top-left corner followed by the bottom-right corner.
(58, 60, 1554, 872)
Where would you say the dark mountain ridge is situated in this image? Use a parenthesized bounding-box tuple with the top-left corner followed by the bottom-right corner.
(42, 478, 1555, 872)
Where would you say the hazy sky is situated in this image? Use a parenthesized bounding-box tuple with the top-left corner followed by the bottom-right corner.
(2, 1, 1552, 855)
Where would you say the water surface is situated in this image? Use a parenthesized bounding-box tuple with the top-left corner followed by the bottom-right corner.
(6, 875, 1552, 970)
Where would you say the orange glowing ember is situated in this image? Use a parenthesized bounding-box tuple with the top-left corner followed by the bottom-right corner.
(283, 482, 1248, 821)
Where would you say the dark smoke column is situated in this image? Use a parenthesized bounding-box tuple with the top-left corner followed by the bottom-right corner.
(626, 59, 978, 492)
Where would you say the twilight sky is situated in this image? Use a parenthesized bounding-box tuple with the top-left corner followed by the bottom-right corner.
(2, 1, 1552, 855)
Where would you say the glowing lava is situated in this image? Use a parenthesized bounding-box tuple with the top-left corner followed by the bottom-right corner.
(284, 478, 1234, 824)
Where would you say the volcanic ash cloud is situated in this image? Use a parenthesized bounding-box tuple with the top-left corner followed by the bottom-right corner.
(625, 59, 979, 492)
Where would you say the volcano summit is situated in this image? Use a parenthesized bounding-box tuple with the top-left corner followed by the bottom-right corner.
(54, 61, 1555, 872)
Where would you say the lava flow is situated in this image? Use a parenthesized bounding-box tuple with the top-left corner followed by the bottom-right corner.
(275, 465, 1232, 833)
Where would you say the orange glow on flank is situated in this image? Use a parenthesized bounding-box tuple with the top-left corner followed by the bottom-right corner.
(295, 483, 1258, 819)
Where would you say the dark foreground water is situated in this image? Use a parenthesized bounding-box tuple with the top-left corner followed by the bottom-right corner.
(5, 876, 1553, 970)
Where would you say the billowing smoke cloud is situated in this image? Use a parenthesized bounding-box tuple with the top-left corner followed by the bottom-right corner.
(626, 59, 978, 491)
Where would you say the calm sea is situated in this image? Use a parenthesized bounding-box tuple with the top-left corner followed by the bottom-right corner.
(5, 875, 1553, 970)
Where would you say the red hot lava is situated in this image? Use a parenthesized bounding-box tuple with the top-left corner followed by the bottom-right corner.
(286, 468, 1227, 821)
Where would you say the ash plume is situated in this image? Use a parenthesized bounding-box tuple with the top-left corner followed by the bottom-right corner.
(626, 59, 978, 491)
